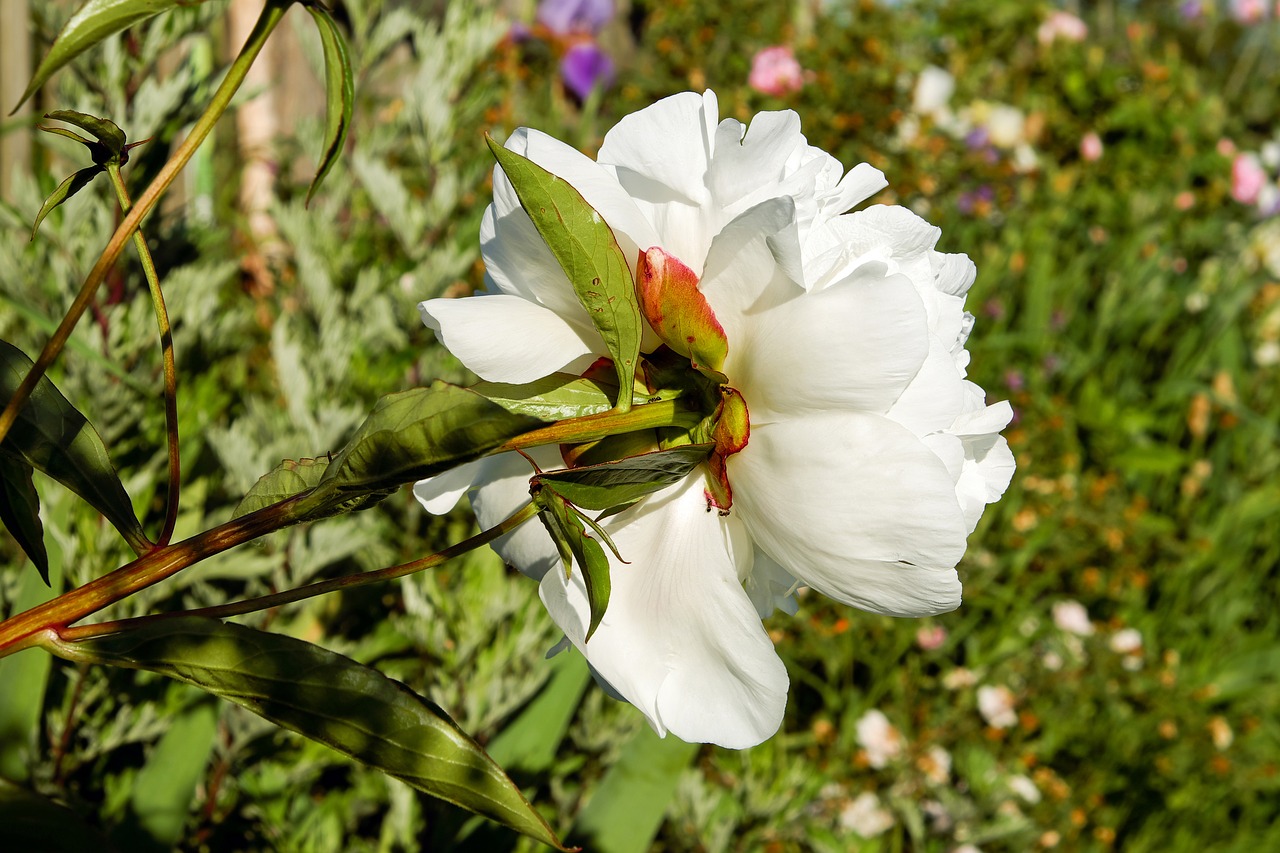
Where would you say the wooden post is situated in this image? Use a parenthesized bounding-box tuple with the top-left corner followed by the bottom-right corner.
(0, 0, 34, 205)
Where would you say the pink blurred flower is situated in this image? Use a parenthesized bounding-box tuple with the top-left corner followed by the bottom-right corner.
(916, 624, 948, 650)
(1232, 153, 1268, 205)
(1080, 131, 1104, 162)
(1037, 11, 1088, 44)
(1230, 0, 1268, 23)
(748, 46, 804, 97)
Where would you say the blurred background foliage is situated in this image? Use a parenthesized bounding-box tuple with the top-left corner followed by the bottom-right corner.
(1, 0, 1279, 850)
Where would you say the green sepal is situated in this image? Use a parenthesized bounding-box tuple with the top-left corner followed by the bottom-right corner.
(485, 135, 642, 412)
(297, 382, 547, 517)
(0, 340, 148, 554)
(304, 5, 354, 205)
(30, 166, 103, 241)
(0, 455, 49, 585)
(532, 486, 616, 641)
(536, 443, 713, 512)
(46, 617, 570, 851)
(13, 0, 207, 113)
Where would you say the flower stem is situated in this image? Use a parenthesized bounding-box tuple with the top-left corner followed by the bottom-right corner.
(497, 398, 699, 451)
(0, 0, 290, 449)
(0, 493, 310, 658)
(105, 163, 181, 547)
(60, 503, 540, 641)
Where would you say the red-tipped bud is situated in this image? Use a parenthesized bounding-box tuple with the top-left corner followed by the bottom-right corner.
(636, 247, 729, 382)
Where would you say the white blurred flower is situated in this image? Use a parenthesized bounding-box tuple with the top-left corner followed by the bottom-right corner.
(1052, 600, 1095, 636)
(1256, 340, 1280, 367)
(840, 791, 896, 837)
(920, 744, 952, 784)
(1008, 774, 1042, 803)
(914, 65, 956, 115)
(977, 684, 1017, 728)
(856, 709, 904, 768)
(1110, 627, 1143, 655)
(1209, 716, 1234, 749)
(943, 667, 978, 690)
(417, 91, 1013, 748)
(978, 103, 1027, 149)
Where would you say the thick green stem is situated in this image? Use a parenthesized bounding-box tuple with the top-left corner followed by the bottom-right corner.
(106, 163, 181, 547)
(0, 494, 310, 657)
(61, 503, 540, 640)
(497, 398, 698, 452)
(0, 0, 290, 448)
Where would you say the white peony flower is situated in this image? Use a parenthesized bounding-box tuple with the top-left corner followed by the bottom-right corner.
(416, 91, 1013, 748)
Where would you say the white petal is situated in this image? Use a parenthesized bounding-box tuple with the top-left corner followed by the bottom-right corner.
(933, 251, 977, 298)
(826, 162, 889, 213)
(731, 413, 968, 616)
(413, 459, 484, 514)
(468, 449, 564, 582)
(884, 337, 970, 436)
(709, 110, 804, 206)
(598, 91, 716, 206)
(420, 294, 601, 383)
(539, 475, 789, 748)
(956, 434, 1015, 531)
(729, 267, 930, 422)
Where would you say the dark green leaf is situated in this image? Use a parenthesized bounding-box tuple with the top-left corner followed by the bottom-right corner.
(305, 5, 354, 205)
(49, 617, 568, 850)
(0, 455, 48, 584)
(44, 109, 126, 156)
(234, 455, 393, 522)
(301, 382, 547, 516)
(30, 166, 103, 240)
(486, 136, 642, 411)
(0, 779, 110, 853)
(536, 444, 712, 511)
(0, 341, 148, 553)
(14, 0, 206, 112)
(471, 372, 620, 421)
(128, 698, 218, 847)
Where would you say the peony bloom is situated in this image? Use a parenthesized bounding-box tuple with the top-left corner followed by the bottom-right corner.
(416, 91, 1013, 748)
(748, 46, 805, 97)
(1037, 11, 1088, 44)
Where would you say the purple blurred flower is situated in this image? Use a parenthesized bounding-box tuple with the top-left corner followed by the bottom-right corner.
(964, 127, 990, 150)
(538, 0, 614, 35)
(561, 41, 615, 100)
(1179, 0, 1204, 19)
(748, 46, 805, 97)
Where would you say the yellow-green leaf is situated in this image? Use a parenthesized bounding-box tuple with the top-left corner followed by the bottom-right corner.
(304, 5, 354, 205)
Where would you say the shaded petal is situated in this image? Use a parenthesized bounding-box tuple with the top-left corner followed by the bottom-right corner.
(598, 91, 717, 206)
(709, 110, 804, 206)
(731, 412, 968, 616)
(884, 337, 970, 436)
(413, 459, 484, 514)
(419, 294, 601, 383)
(470, 449, 564, 582)
(539, 475, 789, 748)
(728, 267, 930, 422)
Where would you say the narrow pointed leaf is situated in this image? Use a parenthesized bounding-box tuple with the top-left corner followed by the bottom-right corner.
(30, 167, 103, 240)
(14, 0, 207, 113)
(44, 110, 126, 156)
(305, 6, 355, 205)
(0, 455, 48, 584)
(536, 444, 712, 511)
(0, 341, 148, 553)
(48, 618, 568, 850)
(486, 135, 642, 411)
(534, 491, 612, 640)
(301, 382, 547, 515)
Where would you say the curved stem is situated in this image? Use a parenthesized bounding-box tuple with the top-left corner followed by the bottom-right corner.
(106, 163, 181, 547)
(62, 502, 540, 640)
(0, 0, 291, 448)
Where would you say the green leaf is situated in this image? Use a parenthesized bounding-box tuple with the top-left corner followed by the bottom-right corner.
(486, 135, 642, 412)
(128, 698, 218, 847)
(536, 444, 712, 512)
(13, 0, 206, 112)
(0, 340, 148, 554)
(49, 617, 568, 851)
(568, 725, 700, 853)
(471, 372, 620, 421)
(44, 109, 126, 157)
(234, 455, 394, 522)
(0, 455, 48, 584)
(304, 5, 355, 205)
(534, 491, 613, 641)
(30, 166, 103, 240)
(301, 381, 546, 516)
(484, 652, 591, 774)
(0, 779, 110, 853)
